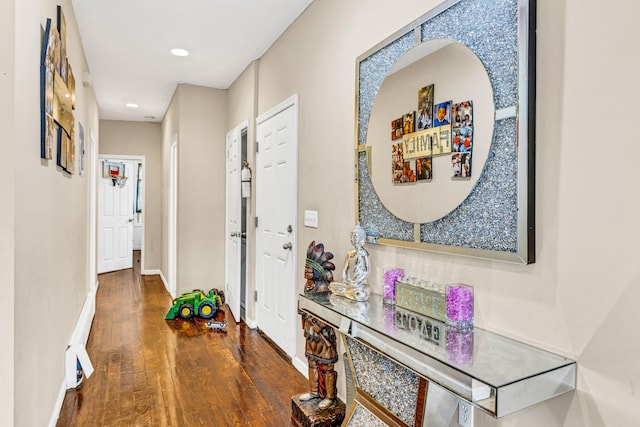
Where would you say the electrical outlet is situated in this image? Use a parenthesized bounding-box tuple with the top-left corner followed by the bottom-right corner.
(458, 400, 474, 427)
(304, 210, 318, 228)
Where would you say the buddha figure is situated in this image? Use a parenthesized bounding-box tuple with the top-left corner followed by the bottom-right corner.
(329, 225, 370, 301)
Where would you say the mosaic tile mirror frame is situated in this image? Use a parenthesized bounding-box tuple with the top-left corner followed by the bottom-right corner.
(356, 0, 536, 264)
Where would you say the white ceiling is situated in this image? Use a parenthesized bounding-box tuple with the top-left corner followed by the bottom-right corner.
(71, 0, 313, 122)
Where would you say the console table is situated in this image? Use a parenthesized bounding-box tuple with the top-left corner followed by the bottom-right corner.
(298, 293, 576, 427)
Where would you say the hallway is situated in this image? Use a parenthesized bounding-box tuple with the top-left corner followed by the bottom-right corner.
(56, 252, 308, 426)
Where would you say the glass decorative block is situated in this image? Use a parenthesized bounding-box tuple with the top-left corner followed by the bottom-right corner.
(382, 268, 403, 305)
(446, 327, 474, 366)
(445, 283, 474, 329)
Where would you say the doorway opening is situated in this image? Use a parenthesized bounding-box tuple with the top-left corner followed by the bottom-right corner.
(240, 127, 248, 321)
(97, 155, 146, 275)
(168, 138, 178, 298)
(225, 121, 248, 324)
(88, 131, 97, 292)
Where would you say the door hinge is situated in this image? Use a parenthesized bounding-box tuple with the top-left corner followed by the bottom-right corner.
(255, 216, 258, 228)
(254, 290, 258, 302)
(256, 142, 259, 153)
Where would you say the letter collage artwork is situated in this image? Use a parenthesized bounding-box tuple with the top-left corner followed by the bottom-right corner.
(391, 83, 474, 184)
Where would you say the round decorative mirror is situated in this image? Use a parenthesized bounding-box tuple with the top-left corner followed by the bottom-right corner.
(367, 39, 494, 224)
(355, 0, 535, 263)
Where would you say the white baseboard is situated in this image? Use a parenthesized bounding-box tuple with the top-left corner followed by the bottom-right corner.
(293, 356, 308, 378)
(158, 271, 170, 294)
(245, 317, 258, 329)
(69, 290, 96, 347)
(49, 381, 67, 427)
(49, 288, 97, 427)
(142, 269, 161, 276)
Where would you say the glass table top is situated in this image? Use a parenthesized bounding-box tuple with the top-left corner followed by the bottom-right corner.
(299, 292, 574, 389)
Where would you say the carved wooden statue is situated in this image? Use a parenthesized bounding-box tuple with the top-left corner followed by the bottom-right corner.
(294, 242, 345, 426)
(299, 312, 339, 410)
(304, 241, 335, 294)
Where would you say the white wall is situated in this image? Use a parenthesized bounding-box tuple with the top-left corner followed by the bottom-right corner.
(12, 0, 100, 425)
(237, 0, 640, 425)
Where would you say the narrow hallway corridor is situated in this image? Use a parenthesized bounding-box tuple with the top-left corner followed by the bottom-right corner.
(57, 252, 308, 426)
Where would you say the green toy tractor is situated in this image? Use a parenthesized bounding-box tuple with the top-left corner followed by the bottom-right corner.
(165, 288, 225, 320)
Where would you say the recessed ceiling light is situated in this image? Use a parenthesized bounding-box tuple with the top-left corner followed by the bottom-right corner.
(171, 48, 189, 57)
(126, 103, 139, 108)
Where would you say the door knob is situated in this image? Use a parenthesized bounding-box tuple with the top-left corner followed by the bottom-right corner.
(128, 217, 134, 222)
(230, 231, 237, 237)
(283, 242, 292, 250)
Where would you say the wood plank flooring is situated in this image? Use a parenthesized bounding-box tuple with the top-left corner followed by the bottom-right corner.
(56, 252, 308, 426)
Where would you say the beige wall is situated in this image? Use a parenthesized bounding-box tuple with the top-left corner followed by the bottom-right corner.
(99, 120, 163, 271)
(161, 84, 228, 294)
(178, 84, 228, 291)
(0, 0, 15, 424)
(244, 0, 640, 426)
(12, 0, 100, 425)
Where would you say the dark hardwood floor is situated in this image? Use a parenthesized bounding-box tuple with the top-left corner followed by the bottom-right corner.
(57, 251, 308, 426)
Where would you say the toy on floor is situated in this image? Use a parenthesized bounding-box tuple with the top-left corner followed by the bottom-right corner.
(165, 288, 225, 320)
(206, 319, 228, 330)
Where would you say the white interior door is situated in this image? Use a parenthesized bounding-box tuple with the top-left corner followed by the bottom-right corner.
(98, 160, 134, 274)
(225, 124, 242, 323)
(255, 95, 298, 357)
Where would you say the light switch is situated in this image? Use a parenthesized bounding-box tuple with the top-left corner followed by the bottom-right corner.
(304, 210, 318, 228)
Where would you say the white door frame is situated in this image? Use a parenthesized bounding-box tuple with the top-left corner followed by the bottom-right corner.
(98, 154, 146, 273)
(88, 131, 98, 292)
(255, 94, 299, 357)
(225, 120, 248, 323)
(168, 137, 178, 298)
